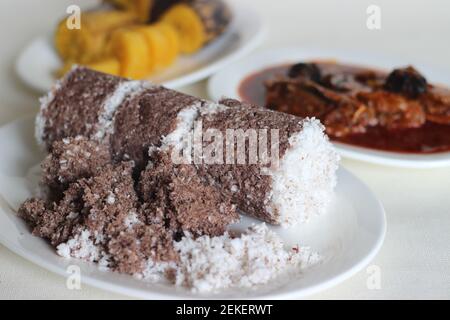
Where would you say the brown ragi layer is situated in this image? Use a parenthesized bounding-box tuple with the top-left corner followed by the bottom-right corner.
(196, 98, 304, 224)
(41, 68, 124, 150)
(110, 86, 201, 170)
(41, 136, 111, 199)
(139, 150, 239, 238)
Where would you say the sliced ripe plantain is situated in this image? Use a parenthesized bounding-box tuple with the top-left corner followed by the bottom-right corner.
(110, 29, 153, 79)
(155, 23, 180, 65)
(103, 0, 231, 50)
(55, 58, 120, 78)
(54, 10, 138, 64)
(160, 0, 231, 53)
(87, 58, 121, 76)
(136, 26, 167, 68)
(55, 20, 95, 64)
(160, 3, 206, 54)
(137, 24, 179, 67)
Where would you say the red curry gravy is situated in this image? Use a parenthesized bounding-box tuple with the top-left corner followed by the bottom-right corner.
(238, 63, 450, 154)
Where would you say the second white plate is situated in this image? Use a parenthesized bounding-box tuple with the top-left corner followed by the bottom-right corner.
(16, 0, 265, 93)
(208, 47, 450, 168)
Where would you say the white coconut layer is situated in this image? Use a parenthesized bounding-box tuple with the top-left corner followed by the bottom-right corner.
(159, 102, 202, 151)
(157, 101, 228, 153)
(56, 229, 101, 262)
(147, 102, 203, 167)
(198, 101, 229, 116)
(94, 80, 152, 140)
(266, 118, 340, 227)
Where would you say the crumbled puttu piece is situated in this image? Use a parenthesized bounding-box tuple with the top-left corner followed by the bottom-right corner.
(19, 161, 178, 276)
(139, 150, 239, 237)
(41, 136, 111, 198)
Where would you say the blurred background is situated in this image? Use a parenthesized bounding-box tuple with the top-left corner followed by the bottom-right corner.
(2, 0, 450, 125)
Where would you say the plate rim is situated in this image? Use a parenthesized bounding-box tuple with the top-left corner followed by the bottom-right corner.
(207, 47, 450, 168)
(0, 116, 386, 299)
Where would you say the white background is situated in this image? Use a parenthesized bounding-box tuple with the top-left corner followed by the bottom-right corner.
(0, 0, 449, 299)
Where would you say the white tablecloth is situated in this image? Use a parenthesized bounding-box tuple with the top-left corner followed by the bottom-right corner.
(0, 0, 449, 299)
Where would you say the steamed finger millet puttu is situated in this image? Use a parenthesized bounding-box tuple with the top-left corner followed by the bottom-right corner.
(18, 66, 335, 292)
(36, 66, 339, 227)
(19, 137, 320, 290)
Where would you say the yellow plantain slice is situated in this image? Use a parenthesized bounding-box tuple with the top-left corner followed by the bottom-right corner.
(54, 10, 138, 64)
(136, 26, 167, 68)
(155, 23, 180, 66)
(137, 24, 179, 68)
(87, 57, 121, 76)
(160, 4, 206, 54)
(55, 57, 120, 78)
(110, 29, 153, 79)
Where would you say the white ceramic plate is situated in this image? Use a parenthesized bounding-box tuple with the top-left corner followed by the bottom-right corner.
(15, 0, 265, 93)
(208, 47, 450, 168)
(0, 116, 385, 299)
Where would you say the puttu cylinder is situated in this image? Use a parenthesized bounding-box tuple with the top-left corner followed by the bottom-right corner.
(36, 67, 339, 227)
